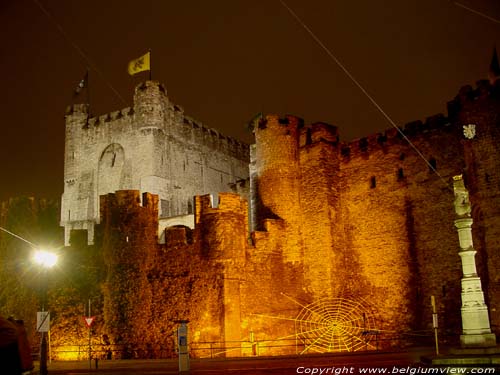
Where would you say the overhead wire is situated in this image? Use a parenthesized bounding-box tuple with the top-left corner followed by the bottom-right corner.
(454, 1, 500, 24)
(32, 0, 127, 106)
(277, 0, 452, 191)
(0, 226, 37, 248)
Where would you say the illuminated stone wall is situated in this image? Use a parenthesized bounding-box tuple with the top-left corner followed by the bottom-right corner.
(245, 79, 500, 349)
(96, 190, 226, 358)
(336, 119, 464, 338)
(61, 81, 249, 246)
(49, 79, 500, 358)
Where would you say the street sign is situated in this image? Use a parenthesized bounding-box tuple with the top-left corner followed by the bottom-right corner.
(37, 311, 50, 332)
(83, 316, 95, 328)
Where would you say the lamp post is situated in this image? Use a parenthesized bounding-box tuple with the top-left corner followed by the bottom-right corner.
(33, 249, 58, 375)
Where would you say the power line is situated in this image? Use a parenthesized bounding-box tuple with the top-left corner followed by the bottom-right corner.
(277, 0, 452, 190)
(32, 0, 127, 106)
(454, 1, 500, 24)
(0, 226, 37, 247)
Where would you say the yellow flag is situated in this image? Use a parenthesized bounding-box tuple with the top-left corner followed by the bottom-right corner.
(128, 51, 150, 75)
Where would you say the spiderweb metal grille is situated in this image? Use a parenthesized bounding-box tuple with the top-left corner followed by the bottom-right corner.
(295, 297, 377, 353)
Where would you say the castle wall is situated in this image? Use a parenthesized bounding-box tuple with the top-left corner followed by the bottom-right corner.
(55, 74, 500, 357)
(337, 121, 464, 338)
(247, 110, 475, 349)
(61, 81, 249, 245)
(245, 219, 307, 355)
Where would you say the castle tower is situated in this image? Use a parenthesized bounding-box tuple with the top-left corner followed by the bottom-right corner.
(251, 114, 304, 262)
(99, 190, 159, 347)
(195, 193, 247, 356)
(61, 81, 249, 245)
(298, 122, 343, 298)
(60, 103, 95, 245)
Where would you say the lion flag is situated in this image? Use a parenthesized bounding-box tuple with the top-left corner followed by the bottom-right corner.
(128, 51, 150, 75)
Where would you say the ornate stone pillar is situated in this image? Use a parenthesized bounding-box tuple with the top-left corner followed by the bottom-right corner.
(453, 175, 496, 348)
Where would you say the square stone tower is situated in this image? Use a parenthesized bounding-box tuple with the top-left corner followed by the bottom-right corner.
(61, 81, 249, 245)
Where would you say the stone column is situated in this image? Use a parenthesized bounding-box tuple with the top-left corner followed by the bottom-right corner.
(453, 175, 496, 348)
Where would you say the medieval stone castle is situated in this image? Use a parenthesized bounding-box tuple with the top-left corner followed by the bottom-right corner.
(59, 60, 500, 357)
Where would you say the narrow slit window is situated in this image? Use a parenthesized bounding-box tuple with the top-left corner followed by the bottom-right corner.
(397, 168, 405, 181)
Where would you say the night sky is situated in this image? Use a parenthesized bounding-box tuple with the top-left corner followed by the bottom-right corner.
(0, 0, 499, 201)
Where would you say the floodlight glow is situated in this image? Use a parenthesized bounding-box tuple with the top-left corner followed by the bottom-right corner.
(33, 250, 58, 268)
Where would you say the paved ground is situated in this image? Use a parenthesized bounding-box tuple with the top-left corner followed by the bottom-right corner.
(32, 347, 499, 375)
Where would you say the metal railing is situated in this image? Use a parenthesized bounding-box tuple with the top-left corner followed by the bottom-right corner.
(43, 330, 455, 361)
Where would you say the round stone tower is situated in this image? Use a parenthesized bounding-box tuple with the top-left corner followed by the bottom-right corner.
(133, 81, 169, 130)
(252, 114, 304, 262)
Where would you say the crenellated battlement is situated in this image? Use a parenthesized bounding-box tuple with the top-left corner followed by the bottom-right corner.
(65, 105, 134, 128)
(253, 114, 304, 133)
(195, 192, 247, 220)
(65, 103, 90, 116)
(336, 112, 453, 161)
(194, 192, 248, 261)
(288, 79, 500, 162)
(448, 79, 500, 120)
(300, 121, 339, 147)
(134, 80, 167, 96)
(66, 95, 248, 161)
(181, 115, 249, 160)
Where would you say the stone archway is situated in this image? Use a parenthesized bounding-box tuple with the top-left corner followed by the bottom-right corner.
(97, 143, 125, 197)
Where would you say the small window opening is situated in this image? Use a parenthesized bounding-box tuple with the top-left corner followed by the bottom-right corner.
(399, 153, 405, 161)
(370, 176, 376, 189)
(306, 129, 312, 145)
(397, 168, 405, 181)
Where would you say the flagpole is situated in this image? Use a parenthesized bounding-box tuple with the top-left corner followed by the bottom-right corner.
(149, 49, 152, 81)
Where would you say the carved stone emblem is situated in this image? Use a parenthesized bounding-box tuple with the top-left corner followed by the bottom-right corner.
(462, 124, 476, 139)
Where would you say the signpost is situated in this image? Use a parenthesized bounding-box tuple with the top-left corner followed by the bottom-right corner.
(37, 311, 50, 332)
(84, 299, 94, 369)
(431, 295, 439, 355)
(37, 311, 50, 375)
(176, 320, 190, 374)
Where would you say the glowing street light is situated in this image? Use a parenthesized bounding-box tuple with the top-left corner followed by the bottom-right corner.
(33, 250, 58, 268)
(0, 226, 59, 374)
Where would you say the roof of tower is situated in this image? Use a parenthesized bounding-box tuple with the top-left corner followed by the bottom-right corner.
(489, 46, 500, 84)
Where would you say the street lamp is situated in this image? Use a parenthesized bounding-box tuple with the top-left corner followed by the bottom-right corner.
(33, 249, 58, 375)
(33, 250, 58, 269)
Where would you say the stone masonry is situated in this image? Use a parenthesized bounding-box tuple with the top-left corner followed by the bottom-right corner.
(61, 81, 249, 245)
(58, 69, 500, 357)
